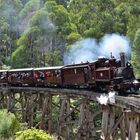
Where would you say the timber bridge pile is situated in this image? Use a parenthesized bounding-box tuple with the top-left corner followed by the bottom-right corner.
(0, 86, 139, 140)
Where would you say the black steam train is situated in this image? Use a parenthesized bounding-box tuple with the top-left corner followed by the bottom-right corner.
(0, 52, 139, 92)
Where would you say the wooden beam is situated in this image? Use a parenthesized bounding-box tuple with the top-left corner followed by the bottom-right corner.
(57, 95, 71, 140)
(78, 98, 86, 126)
(20, 92, 27, 122)
(126, 111, 139, 140)
(40, 95, 49, 130)
(40, 94, 52, 134)
(120, 112, 126, 140)
(108, 106, 115, 134)
(66, 96, 70, 140)
(7, 92, 12, 112)
(76, 99, 100, 139)
(138, 116, 140, 140)
(25, 93, 34, 128)
(101, 105, 109, 139)
(106, 112, 124, 140)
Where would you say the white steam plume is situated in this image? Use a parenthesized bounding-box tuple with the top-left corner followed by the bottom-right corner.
(97, 94, 108, 105)
(97, 91, 116, 105)
(99, 34, 131, 59)
(64, 34, 131, 65)
(64, 38, 98, 64)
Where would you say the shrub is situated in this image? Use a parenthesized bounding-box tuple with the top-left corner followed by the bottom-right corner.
(0, 110, 20, 139)
(15, 128, 54, 140)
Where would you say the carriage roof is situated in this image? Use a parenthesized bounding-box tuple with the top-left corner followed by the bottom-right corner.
(9, 68, 34, 72)
(0, 70, 8, 72)
(34, 66, 63, 71)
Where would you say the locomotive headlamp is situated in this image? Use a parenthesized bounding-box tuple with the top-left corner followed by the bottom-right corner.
(133, 79, 140, 91)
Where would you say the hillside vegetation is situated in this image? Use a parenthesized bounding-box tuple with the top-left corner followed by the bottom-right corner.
(0, 0, 139, 77)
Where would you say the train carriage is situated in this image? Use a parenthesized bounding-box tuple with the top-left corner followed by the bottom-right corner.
(62, 64, 89, 86)
(0, 52, 138, 92)
(33, 66, 63, 86)
(8, 68, 34, 86)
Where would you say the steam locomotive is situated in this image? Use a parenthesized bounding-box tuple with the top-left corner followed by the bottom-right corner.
(0, 52, 139, 92)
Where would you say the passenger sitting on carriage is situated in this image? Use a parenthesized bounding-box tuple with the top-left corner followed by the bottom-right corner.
(46, 71, 53, 77)
(0, 72, 6, 80)
(39, 71, 45, 81)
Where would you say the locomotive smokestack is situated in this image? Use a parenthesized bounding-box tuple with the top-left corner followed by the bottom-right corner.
(120, 52, 125, 67)
(110, 52, 113, 58)
(110, 52, 114, 59)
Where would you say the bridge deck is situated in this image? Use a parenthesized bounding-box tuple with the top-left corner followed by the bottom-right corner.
(0, 86, 140, 113)
(0, 86, 139, 139)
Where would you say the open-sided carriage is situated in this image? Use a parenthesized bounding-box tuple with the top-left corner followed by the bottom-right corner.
(33, 66, 63, 86)
(0, 70, 8, 86)
(8, 68, 34, 86)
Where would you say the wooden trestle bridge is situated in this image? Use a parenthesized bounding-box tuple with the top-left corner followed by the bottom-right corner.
(0, 86, 139, 140)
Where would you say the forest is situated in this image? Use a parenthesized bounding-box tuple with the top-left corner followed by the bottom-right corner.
(0, 0, 140, 78)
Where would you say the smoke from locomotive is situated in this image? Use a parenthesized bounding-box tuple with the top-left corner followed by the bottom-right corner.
(64, 34, 131, 65)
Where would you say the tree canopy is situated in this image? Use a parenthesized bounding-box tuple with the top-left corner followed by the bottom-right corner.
(0, 0, 139, 69)
(131, 28, 140, 79)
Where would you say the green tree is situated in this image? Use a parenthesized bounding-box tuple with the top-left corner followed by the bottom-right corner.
(12, 0, 72, 68)
(131, 28, 140, 79)
(0, 0, 22, 68)
(66, 32, 81, 43)
(127, 1, 140, 41)
(18, 0, 40, 19)
(12, 27, 44, 68)
(45, 50, 62, 66)
(68, 0, 140, 40)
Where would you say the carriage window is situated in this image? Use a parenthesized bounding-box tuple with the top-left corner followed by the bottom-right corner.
(25, 72, 30, 77)
(55, 70, 58, 75)
(46, 71, 53, 77)
(74, 69, 77, 74)
(0, 72, 6, 80)
(55, 70, 61, 77)
(84, 68, 88, 74)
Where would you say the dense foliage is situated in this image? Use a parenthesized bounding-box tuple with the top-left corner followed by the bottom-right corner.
(0, 0, 139, 71)
(15, 128, 54, 140)
(131, 28, 140, 79)
(0, 110, 20, 139)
